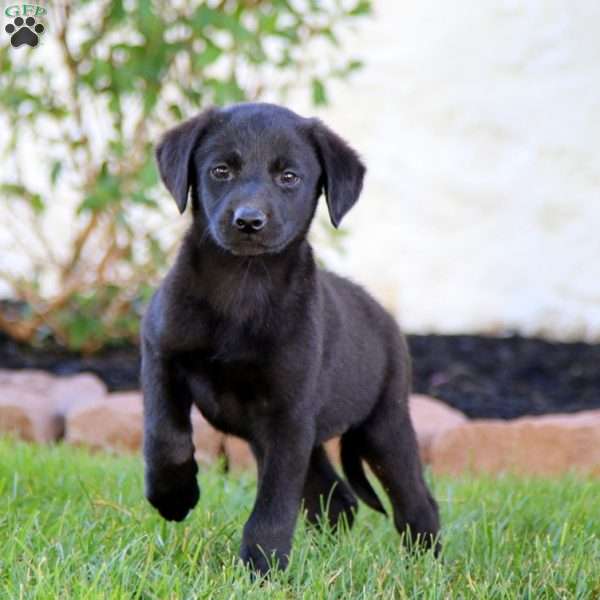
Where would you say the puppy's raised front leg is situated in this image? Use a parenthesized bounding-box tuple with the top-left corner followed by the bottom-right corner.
(240, 415, 315, 575)
(142, 340, 199, 522)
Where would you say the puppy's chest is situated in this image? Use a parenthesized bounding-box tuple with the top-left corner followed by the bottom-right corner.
(207, 319, 269, 362)
(184, 357, 273, 438)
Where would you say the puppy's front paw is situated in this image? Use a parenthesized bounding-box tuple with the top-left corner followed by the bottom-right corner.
(240, 523, 291, 576)
(145, 458, 200, 522)
(240, 541, 288, 576)
(402, 495, 441, 556)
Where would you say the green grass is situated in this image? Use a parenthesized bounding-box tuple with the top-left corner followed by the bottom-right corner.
(1, 437, 599, 599)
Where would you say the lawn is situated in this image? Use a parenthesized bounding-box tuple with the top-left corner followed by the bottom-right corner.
(1, 438, 598, 599)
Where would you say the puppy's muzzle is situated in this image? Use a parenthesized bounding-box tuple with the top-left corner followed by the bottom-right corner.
(232, 206, 267, 234)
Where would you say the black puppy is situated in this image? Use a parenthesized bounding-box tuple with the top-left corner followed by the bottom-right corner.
(142, 103, 440, 574)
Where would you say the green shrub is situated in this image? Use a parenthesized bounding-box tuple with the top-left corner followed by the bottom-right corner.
(0, 0, 370, 351)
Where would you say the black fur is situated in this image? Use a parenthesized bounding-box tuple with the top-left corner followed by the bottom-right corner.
(142, 103, 440, 575)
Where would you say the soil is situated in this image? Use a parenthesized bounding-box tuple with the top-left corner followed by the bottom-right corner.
(1, 330, 599, 420)
(408, 334, 600, 419)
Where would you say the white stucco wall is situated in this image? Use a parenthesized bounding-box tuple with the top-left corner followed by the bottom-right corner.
(291, 0, 600, 340)
(2, 1, 600, 340)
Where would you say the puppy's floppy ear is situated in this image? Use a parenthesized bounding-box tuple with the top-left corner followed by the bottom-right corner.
(310, 119, 366, 228)
(155, 108, 218, 213)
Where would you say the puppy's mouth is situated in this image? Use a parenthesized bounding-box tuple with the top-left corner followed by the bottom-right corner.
(228, 240, 271, 256)
(218, 234, 287, 256)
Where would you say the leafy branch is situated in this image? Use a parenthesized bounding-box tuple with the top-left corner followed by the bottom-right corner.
(0, 0, 371, 351)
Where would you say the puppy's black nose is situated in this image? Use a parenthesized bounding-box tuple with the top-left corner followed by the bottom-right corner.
(233, 206, 267, 232)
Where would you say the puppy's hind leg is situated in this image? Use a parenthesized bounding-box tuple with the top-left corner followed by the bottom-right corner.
(302, 445, 358, 530)
(356, 373, 441, 553)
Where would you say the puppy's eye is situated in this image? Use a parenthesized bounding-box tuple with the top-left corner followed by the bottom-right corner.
(211, 165, 232, 180)
(278, 171, 300, 186)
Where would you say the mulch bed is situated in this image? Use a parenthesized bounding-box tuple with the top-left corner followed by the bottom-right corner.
(1, 331, 599, 420)
(409, 334, 600, 419)
(0, 331, 140, 392)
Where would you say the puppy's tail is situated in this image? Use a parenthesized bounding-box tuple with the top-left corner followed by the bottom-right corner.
(340, 433, 387, 515)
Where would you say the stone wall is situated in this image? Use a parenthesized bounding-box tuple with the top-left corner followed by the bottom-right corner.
(2, 370, 600, 477)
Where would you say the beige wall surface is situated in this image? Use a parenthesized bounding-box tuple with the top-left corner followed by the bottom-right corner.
(1, 1, 599, 340)
(292, 0, 600, 340)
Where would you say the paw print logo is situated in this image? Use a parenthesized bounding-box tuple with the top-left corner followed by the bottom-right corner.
(5, 16, 45, 48)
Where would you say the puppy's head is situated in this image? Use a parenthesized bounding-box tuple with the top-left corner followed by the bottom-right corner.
(156, 103, 365, 256)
